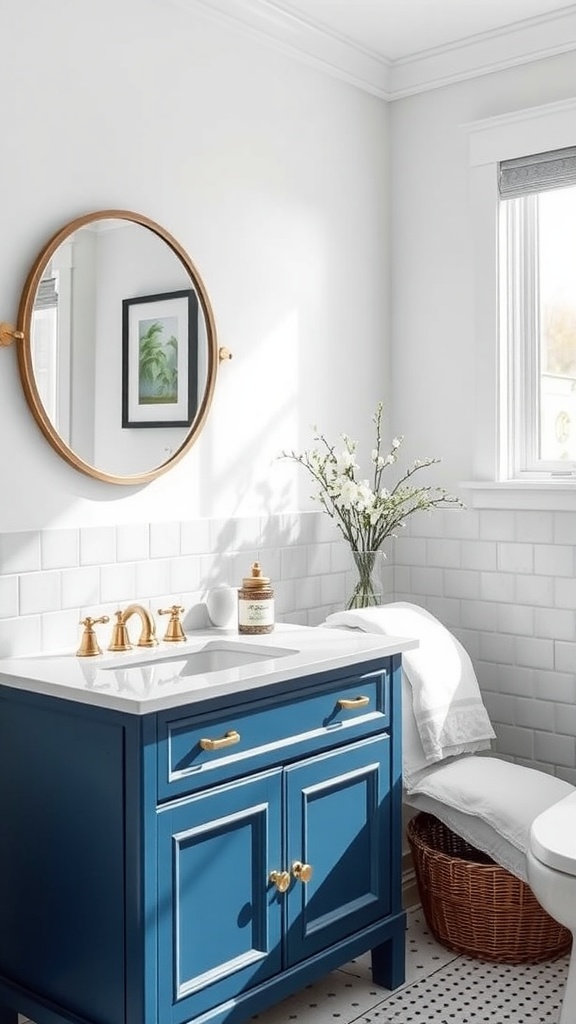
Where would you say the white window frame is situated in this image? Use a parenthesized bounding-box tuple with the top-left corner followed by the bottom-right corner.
(462, 96, 576, 510)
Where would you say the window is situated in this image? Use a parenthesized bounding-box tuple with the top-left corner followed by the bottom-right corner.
(464, 97, 576, 508)
(499, 147, 576, 479)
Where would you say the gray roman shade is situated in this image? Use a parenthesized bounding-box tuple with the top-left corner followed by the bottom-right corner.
(499, 145, 576, 199)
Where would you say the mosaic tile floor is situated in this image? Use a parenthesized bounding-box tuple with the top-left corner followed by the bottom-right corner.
(251, 908, 570, 1024)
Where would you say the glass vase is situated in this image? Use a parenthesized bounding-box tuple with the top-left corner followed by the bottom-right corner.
(346, 549, 387, 610)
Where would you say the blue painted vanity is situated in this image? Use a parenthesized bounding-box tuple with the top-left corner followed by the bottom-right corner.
(0, 625, 415, 1024)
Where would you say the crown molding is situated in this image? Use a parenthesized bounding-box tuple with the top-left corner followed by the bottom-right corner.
(166, 0, 391, 98)
(165, 0, 576, 100)
(390, 5, 576, 99)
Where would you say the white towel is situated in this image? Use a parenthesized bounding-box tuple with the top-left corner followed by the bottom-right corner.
(324, 602, 495, 766)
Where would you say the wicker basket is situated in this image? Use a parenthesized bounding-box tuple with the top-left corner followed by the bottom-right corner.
(407, 811, 572, 964)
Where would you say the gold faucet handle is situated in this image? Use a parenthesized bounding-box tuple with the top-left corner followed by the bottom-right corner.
(108, 610, 132, 652)
(77, 615, 110, 658)
(158, 605, 187, 643)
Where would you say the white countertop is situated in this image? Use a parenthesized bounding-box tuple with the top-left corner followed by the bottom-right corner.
(0, 624, 417, 715)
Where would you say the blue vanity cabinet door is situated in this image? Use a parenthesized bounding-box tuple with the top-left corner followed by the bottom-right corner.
(284, 734, 391, 965)
(156, 768, 284, 1024)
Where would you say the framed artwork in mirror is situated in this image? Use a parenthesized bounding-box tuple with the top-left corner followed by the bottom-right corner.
(122, 288, 198, 428)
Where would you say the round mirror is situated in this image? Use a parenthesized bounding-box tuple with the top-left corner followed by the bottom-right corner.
(16, 210, 219, 484)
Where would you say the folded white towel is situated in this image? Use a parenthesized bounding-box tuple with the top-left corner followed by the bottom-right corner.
(407, 755, 575, 859)
(325, 602, 495, 768)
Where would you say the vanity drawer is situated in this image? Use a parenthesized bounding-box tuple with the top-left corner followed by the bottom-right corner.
(156, 666, 390, 801)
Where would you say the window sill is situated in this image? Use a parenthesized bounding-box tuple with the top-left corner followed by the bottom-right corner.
(460, 480, 576, 511)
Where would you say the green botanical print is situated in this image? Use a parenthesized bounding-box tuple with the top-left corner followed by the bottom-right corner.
(138, 320, 178, 404)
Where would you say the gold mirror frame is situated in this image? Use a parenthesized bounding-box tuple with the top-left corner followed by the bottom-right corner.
(8, 209, 222, 485)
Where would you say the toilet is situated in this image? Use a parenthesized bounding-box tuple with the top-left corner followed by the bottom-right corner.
(527, 791, 576, 1024)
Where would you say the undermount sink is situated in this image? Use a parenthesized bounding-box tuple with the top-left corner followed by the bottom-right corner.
(99, 640, 298, 677)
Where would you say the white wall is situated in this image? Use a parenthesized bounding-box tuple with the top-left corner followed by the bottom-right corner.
(0, 0, 390, 531)
(0, 0, 391, 659)
(390, 53, 576, 784)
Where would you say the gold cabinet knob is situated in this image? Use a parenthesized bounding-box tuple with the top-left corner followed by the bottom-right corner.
(199, 729, 240, 752)
(269, 870, 291, 893)
(337, 695, 370, 710)
(292, 861, 313, 883)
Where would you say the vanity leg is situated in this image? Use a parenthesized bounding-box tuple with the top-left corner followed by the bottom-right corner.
(370, 919, 406, 990)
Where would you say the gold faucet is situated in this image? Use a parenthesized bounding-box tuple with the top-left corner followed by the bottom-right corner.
(108, 604, 158, 652)
(77, 615, 110, 657)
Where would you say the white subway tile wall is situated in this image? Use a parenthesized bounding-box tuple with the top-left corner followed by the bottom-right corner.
(0, 508, 574, 782)
(395, 509, 576, 786)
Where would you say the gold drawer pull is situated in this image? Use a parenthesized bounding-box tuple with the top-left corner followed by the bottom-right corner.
(337, 695, 370, 710)
(292, 860, 313, 883)
(269, 870, 291, 893)
(199, 729, 240, 751)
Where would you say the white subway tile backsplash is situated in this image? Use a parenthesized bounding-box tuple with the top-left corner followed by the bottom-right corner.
(426, 539, 461, 569)
(515, 696, 555, 731)
(480, 571, 515, 603)
(170, 554, 203, 594)
(0, 505, 573, 781)
(410, 566, 444, 596)
(515, 511, 554, 543)
(483, 691, 515, 725)
(320, 572, 346, 607)
(61, 566, 101, 609)
(495, 603, 534, 636)
(554, 512, 576, 545)
(41, 609, 84, 654)
(516, 636, 554, 671)
(494, 723, 534, 760)
(495, 664, 536, 698)
(116, 523, 149, 562)
(460, 540, 498, 572)
(497, 542, 533, 574)
(280, 545, 309, 580)
(555, 577, 576, 609)
(306, 543, 332, 576)
(0, 532, 41, 574)
(534, 607, 576, 642)
(210, 516, 261, 553)
(80, 527, 116, 566)
(394, 536, 427, 565)
(100, 563, 137, 604)
(534, 671, 576, 704)
(443, 508, 480, 539)
(393, 566, 411, 594)
(555, 641, 576, 674)
(0, 576, 18, 618)
(293, 575, 321, 610)
(136, 559, 172, 599)
(514, 574, 555, 607)
(478, 630, 516, 665)
(41, 529, 79, 570)
(461, 600, 499, 633)
(443, 569, 480, 600)
(19, 571, 61, 615)
(554, 702, 576, 738)
(479, 511, 516, 541)
(534, 544, 574, 577)
(150, 521, 181, 559)
(534, 730, 576, 768)
(0, 615, 41, 658)
(181, 518, 211, 555)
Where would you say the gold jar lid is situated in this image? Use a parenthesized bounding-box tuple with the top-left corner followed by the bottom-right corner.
(241, 561, 271, 589)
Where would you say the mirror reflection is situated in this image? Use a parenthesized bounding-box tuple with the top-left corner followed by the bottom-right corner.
(17, 211, 218, 483)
